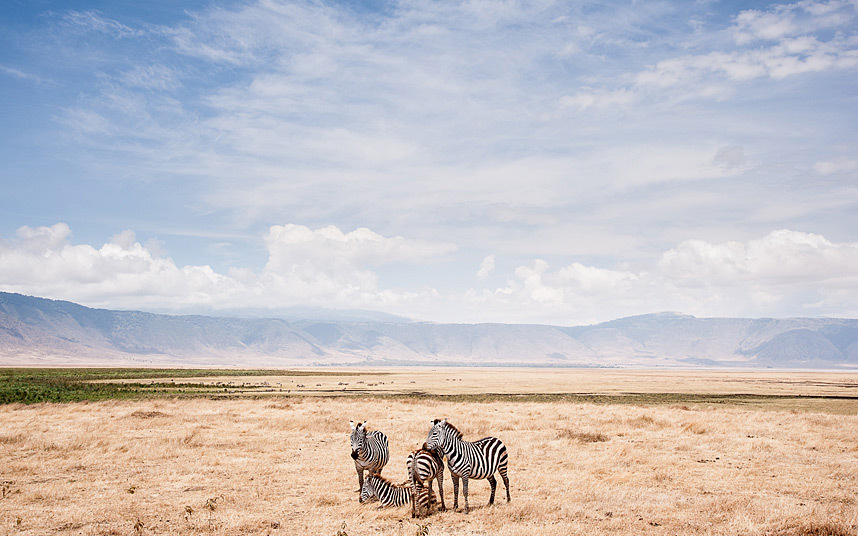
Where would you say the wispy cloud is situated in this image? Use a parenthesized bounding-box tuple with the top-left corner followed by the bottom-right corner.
(61, 10, 147, 38)
(0, 64, 49, 85)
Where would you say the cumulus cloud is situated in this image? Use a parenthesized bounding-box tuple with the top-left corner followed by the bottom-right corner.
(2, 224, 857, 323)
(0, 223, 453, 313)
(659, 229, 858, 286)
(465, 230, 858, 323)
(0, 223, 240, 309)
(259, 224, 455, 304)
(476, 255, 495, 279)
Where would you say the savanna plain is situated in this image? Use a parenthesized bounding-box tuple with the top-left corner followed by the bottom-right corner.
(1, 368, 857, 536)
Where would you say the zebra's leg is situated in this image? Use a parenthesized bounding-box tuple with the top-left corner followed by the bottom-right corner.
(462, 475, 469, 514)
(437, 469, 446, 511)
(498, 459, 511, 502)
(356, 465, 364, 493)
(451, 473, 459, 510)
(487, 475, 497, 505)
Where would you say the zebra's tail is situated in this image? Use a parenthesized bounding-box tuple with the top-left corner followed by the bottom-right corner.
(498, 442, 511, 502)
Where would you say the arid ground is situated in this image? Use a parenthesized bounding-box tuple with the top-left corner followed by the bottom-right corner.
(1, 369, 857, 535)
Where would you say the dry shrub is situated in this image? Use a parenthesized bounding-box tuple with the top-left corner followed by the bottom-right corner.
(558, 428, 609, 443)
(0, 432, 25, 444)
(682, 421, 707, 434)
(181, 426, 205, 447)
(624, 414, 663, 428)
(314, 495, 339, 507)
(128, 410, 169, 419)
(766, 520, 858, 536)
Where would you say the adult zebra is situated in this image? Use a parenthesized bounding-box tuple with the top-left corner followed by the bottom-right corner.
(424, 418, 510, 514)
(350, 420, 390, 493)
(407, 447, 446, 518)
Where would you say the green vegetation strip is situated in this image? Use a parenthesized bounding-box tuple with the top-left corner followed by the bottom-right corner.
(0, 368, 357, 404)
(3, 369, 857, 414)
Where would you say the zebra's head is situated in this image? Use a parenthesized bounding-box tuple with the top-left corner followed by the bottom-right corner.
(359, 474, 378, 504)
(424, 418, 448, 453)
(350, 420, 367, 459)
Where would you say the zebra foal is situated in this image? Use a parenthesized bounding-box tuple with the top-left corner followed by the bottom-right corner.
(407, 447, 446, 518)
(424, 418, 510, 514)
(350, 420, 390, 493)
(361, 474, 438, 509)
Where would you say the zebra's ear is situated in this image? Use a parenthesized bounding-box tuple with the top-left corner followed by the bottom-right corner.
(350, 420, 355, 430)
(440, 418, 447, 426)
(362, 420, 367, 428)
(433, 418, 440, 425)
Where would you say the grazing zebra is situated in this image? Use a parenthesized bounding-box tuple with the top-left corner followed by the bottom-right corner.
(350, 420, 390, 493)
(407, 447, 446, 518)
(424, 418, 510, 514)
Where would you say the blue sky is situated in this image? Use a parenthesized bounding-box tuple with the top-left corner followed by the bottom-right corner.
(1, 0, 857, 325)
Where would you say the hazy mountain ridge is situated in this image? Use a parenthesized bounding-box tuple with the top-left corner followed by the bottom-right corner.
(1, 292, 857, 368)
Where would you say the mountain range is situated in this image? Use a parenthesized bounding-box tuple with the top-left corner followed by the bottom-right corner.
(1, 292, 857, 368)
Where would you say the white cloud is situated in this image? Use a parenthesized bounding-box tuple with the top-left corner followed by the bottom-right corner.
(2, 225, 858, 323)
(62, 10, 145, 39)
(462, 230, 858, 323)
(630, 1, 858, 97)
(0, 223, 454, 313)
(733, 8, 798, 45)
(476, 255, 495, 279)
(814, 156, 858, 175)
(0, 64, 50, 85)
(659, 229, 858, 286)
(558, 89, 635, 111)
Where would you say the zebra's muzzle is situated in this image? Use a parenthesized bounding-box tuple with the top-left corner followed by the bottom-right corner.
(351, 450, 359, 460)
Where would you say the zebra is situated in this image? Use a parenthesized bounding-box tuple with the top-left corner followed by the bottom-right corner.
(360, 474, 437, 508)
(407, 447, 446, 518)
(350, 420, 390, 493)
(424, 418, 510, 514)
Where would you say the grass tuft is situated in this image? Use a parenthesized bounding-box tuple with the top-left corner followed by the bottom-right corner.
(558, 428, 609, 442)
(767, 521, 858, 536)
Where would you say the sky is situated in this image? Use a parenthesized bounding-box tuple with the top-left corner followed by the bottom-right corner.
(1, 0, 857, 326)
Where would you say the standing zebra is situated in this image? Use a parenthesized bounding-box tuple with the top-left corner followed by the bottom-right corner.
(407, 447, 446, 518)
(424, 418, 510, 514)
(361, 474, 437, 508)
(350, 420, 390, 493)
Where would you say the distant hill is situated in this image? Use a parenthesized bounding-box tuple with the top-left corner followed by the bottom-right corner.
(1, 292, 857, 368)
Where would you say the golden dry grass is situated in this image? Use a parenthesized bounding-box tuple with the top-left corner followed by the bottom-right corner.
(2, 390, 857, 535)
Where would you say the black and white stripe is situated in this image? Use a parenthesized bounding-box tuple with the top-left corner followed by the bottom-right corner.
(407, 447, 446, 518)
(424, 418, 510, 514)
(350, 420, 390, 493)
(360, 474, 413, 507)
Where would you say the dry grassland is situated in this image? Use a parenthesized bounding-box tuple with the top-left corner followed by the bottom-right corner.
(2, 390, 857, 535)
(99, 368, 858, 397)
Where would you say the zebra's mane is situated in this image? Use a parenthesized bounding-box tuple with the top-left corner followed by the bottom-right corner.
(442, 420, 463, 440)
(369, 474, 409, 488)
